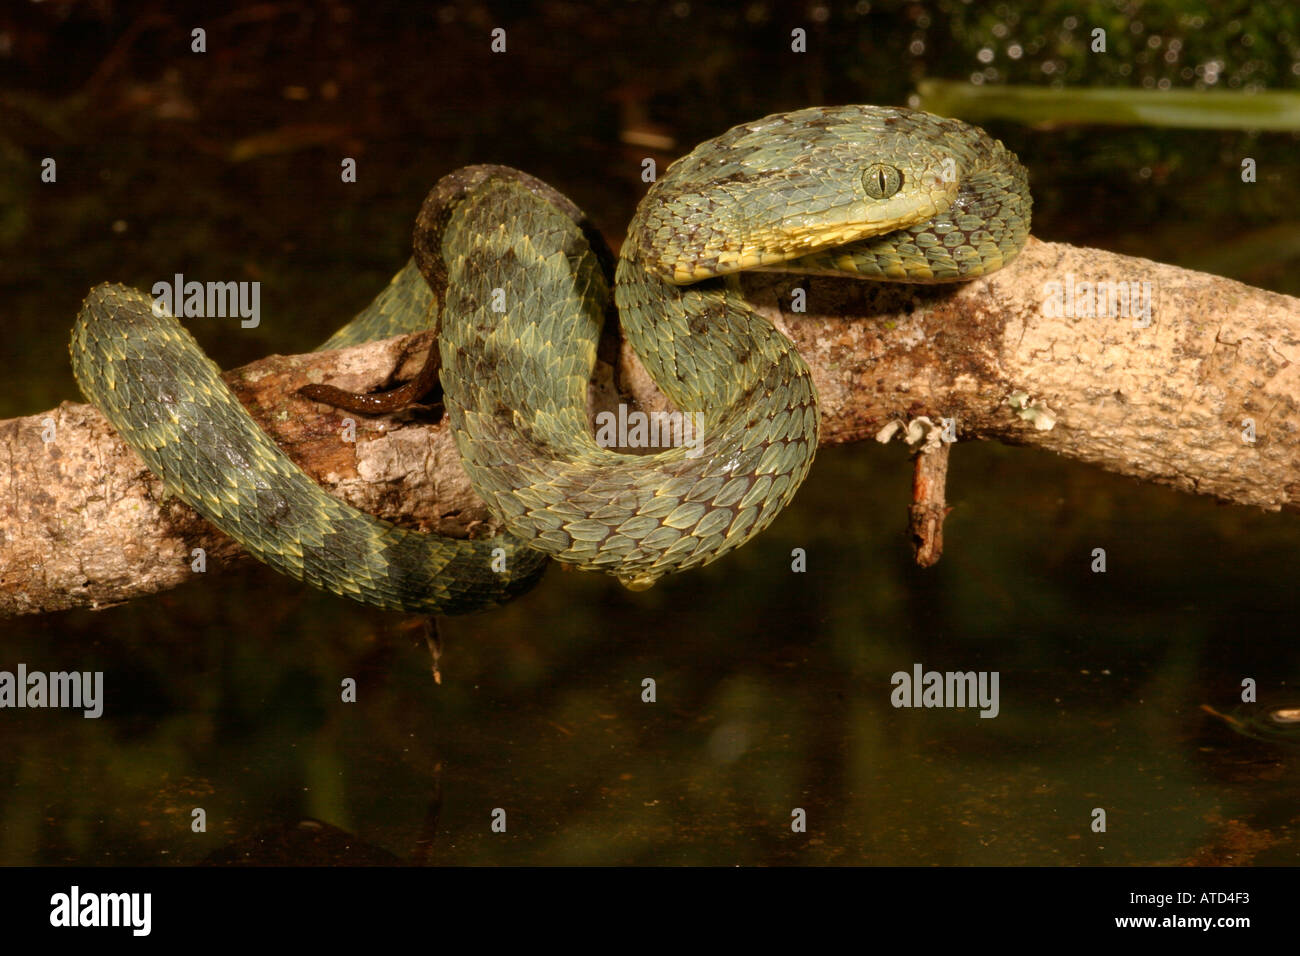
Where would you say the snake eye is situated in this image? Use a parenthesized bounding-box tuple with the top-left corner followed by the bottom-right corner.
(863, 163, 902, 200)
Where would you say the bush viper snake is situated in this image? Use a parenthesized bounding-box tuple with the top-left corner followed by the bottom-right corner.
(70, 105, 1031, 614)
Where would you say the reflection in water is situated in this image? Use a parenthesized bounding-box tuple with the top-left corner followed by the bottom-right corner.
(1202, 703, 1300, 748)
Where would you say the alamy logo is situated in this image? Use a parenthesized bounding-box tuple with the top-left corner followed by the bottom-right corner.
(891, 663, 999, 718)
(0, 664, 103, 718)
(594, 404, 705, 458)
(151, 273, 261, 328)
(49, 886, 150, 936)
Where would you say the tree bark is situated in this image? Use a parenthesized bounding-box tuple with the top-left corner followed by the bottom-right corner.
(3, 237, 1298, 617)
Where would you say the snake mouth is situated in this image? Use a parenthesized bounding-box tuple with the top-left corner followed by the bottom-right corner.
(681, 185, 954, 283)
(672, 215, 938, 282)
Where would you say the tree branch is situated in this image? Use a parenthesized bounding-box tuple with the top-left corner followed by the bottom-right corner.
(3, 237, 1297, 617)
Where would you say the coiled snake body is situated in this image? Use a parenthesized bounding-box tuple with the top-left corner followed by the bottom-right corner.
(71, 106, 1030, 613)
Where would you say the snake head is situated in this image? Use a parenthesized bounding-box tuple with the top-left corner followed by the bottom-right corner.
(627, 105, 981, 284)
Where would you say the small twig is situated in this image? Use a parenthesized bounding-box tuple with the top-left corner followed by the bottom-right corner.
(398, 615, 444, 684)
(422, 617, 443, 685)
(909, 441, 951, 568)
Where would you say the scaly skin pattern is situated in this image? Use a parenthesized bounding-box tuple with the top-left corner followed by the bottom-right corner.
(71, 283, 546, 614)
(424, 168, 820, 590)
(69, 105, 1031, 610)
(629, 105, 1030, 283)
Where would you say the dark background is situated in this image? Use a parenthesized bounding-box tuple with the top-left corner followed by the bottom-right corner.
(1, 0, 1299, 864)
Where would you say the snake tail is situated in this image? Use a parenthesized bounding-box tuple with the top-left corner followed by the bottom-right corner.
(71, 283, 547, 614)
